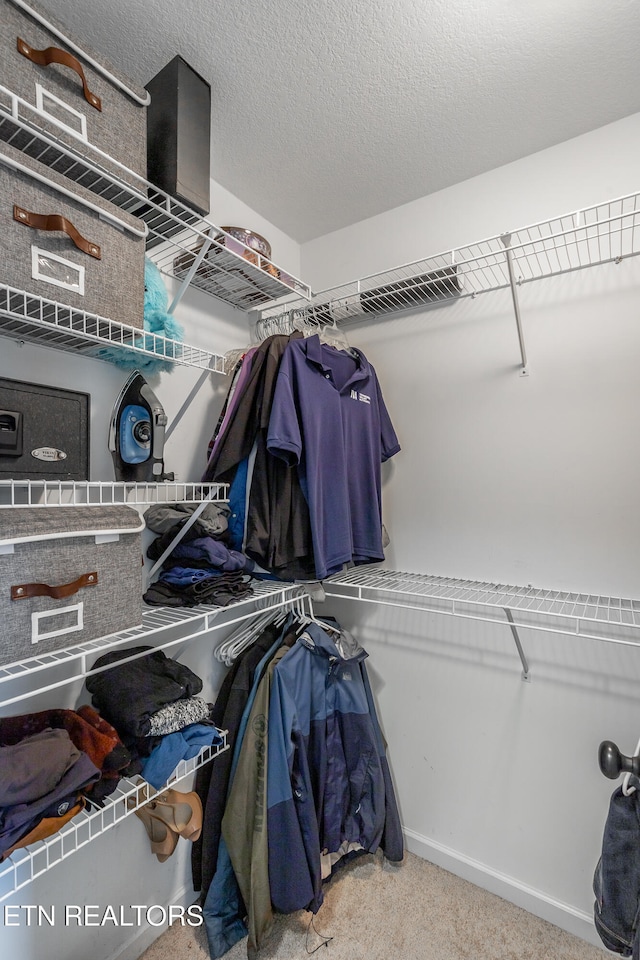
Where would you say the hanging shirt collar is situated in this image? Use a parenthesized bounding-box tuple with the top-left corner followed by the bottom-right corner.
(302, 334, 370, 388)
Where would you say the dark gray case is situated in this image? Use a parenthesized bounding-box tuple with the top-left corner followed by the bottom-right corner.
(0, 376, 89, 481)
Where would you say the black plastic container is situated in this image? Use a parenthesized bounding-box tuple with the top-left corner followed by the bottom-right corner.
(145, 55, 211, 216)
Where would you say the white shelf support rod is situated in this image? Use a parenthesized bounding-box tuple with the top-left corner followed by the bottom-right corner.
(500, 232, 529, 376)
(163, 225, 222, 444)
(164, 367, 212, 442)
(146, 492, 218, 583)
(504, 608, 531, 681)
(167, 227, 217, 315)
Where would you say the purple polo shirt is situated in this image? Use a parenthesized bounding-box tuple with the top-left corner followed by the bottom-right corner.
(267, 335, 400, 579)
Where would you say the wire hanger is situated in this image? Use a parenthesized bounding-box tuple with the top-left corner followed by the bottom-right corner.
(214, 609, 286, 665)
(298, 597, 343, 637)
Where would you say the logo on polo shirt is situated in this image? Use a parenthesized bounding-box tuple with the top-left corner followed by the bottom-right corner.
(350, 390, 370, 404)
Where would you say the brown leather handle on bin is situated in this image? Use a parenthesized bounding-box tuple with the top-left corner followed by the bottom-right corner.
(13, 205, 101, 259)
(17, 37, 102, 111)
(11, 572, 98, 601)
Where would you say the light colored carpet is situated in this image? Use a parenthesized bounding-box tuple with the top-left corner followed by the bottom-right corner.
(138, 851, 607, 960)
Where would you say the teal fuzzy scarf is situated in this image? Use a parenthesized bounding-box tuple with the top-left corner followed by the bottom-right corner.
(91, 258, 185, 375)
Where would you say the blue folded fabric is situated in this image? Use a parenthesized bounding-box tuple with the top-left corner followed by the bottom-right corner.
(140, 723, 224, 789)
(174, 538, 254, 572)
(159, 566, 214, 586)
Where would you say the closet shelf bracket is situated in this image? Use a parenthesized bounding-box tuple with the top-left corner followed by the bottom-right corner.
(146, 489, 220, 584)
(504, 607, 531, 681)
(500, 233, 529, 376)
(167, 226, 216, 316)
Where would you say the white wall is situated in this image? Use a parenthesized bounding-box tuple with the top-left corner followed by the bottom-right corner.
(301, 111, 640, 946)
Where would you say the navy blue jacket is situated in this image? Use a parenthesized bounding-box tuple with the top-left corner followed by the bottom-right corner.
(594, 781, 640, 957)
(266, 621, 403, 914)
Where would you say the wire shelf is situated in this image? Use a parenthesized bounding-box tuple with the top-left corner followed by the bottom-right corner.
(0, 580, 302, 705)
(0, 86, 311, 310)
(256, 191, 640, 336)
(0, 284, 227, 369)
(0, 734, 228, 904)
(0, 480, 228, 507)
(323, 568, 640, 646)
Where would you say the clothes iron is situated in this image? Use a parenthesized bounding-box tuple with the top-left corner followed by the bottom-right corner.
(108, 372, 169, 482)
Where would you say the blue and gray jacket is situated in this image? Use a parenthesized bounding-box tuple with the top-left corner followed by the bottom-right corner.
(267, 620, 403, 915)
(594, 780, 640, 957)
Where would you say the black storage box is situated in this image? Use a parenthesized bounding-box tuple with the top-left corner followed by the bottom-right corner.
(145, 55, 211, 216)
(0, 376, 89, 481)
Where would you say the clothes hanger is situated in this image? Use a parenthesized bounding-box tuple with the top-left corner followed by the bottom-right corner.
(318, 316, 355, 355)
(297, 597, 343, 637)
(214, 609, 286, 665)
(293, 313, 318, 338)
(223, 346, 251, 374)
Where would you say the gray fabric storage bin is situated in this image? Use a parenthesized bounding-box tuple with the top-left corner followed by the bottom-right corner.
(0, 0, 147, 189)
(0, 140, 146, 328)
(0, 505, 144, 666)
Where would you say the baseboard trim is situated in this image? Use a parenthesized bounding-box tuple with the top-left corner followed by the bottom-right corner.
(108, 883, 200, 960)
(403, 827, 604, 951)
(104, 830, 602, 957)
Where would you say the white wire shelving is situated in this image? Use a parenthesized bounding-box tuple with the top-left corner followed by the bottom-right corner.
(0, 85, 311, 312)
(0, 734, 228, 903)
(256, 190, 640, 372)
(322, 568, 640, 679)
(0, 580, 302, 709)
(0, 479, 228, 507)
(0, 283, 227, 370)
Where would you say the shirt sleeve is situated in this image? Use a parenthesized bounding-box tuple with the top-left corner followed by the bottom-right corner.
(266, 353, 303, 465)
(374, 371, 401, 461)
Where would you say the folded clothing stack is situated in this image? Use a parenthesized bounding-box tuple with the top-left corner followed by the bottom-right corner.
(86, 646, 223, 785)
(142, 503, 255, 608)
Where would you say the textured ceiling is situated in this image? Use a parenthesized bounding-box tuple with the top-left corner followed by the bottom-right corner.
(38, 0, 640, 242)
